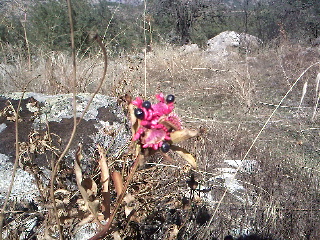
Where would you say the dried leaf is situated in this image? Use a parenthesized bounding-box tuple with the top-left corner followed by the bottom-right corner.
(139, 147, 156, 162)
(123, 193, 135, 204)
(125, 93, 132, 103)
(75, 144, 91, 204)
(113, 231, 122, 240)
(76, 214, 95, 228)
(74, 213, 104, 234)
(75, 144, 84, 184)
(171, 145, 197, 168)
(76, 199, 88, 212)
(167, 224, 179, 240)
(170, 129, 199, 144)
(125, 206, 134, 218)
(81, 178, 98, 199)
(75, 144, 101, 220)
(112, 171, 123, 198)
(97, 144, 110, 220)
(123, 193, 137, 220)
(54, 189, 70, 196)
(160, 120, 180, 131)
(129, 103, 139, 136)
(54, 199, 64, 209)
(90, 199, 102, 215)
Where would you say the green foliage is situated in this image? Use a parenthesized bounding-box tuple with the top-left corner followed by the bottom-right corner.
(27, 0, 146, 54)
(148, 0, 227, 46)
(1, 0, 320, 55)
(252, 4, 279, 42)
(28, 0, 114, 52)
(0, 12, 26, 62)
(29, 0, 69, 51)
(0, 15, 25, 46)
(285, 0, 320, 39)
(106, 4, 145, 52)
(252, 0, 320, 41)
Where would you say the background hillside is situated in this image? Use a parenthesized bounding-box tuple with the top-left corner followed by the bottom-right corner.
(1, 0, 319, 55)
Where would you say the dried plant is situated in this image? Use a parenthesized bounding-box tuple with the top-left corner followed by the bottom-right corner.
(85, 92, 199, 239)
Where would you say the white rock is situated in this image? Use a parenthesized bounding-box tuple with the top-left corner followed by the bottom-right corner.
(207, 31, 262, 56)
(0, 154, 39, 203)
(180, 43, 200, 53)
(0, 123, 6, 133)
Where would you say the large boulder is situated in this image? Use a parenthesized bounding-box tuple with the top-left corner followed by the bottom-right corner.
(0, 92, 130, 239)
(207, 31, 262, 56)
(0, 93, 130, 202)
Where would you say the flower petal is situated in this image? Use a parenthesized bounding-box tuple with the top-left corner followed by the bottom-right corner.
(142, 129, 167, 145)
(132, 97, 143, 107)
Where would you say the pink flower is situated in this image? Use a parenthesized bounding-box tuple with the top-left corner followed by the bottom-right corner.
(132, 93, 182, 151)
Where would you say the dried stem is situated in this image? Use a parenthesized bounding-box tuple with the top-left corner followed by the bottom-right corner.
(0, 97, 23, 240)
(0, 77, 35, 240)
(89, 153, 143, 240)
(143, 0, 147, 98)
(22, 12, 31, 71)
(50, 0, 77, 238)
(77, 35, 108, 124)
(49, 1, 109, 238)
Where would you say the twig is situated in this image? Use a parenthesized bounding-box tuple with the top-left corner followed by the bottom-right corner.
(258, 101, 312, 109)
(311, 73, 320, 121)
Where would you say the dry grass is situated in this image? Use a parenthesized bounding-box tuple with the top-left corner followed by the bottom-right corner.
(1, 41, 320, 239)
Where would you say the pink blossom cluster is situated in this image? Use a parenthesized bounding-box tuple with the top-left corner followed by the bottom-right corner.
(132, 93, 182, 151)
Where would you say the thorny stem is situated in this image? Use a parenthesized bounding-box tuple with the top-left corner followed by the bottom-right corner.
(89, 153, 143, 240)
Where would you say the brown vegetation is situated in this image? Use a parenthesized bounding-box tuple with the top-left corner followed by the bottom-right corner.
(1, 38, 320, 239)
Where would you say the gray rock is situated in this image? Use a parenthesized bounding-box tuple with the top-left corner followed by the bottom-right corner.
(0, 92, 130, 164)
(0, 92, 130, 239)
